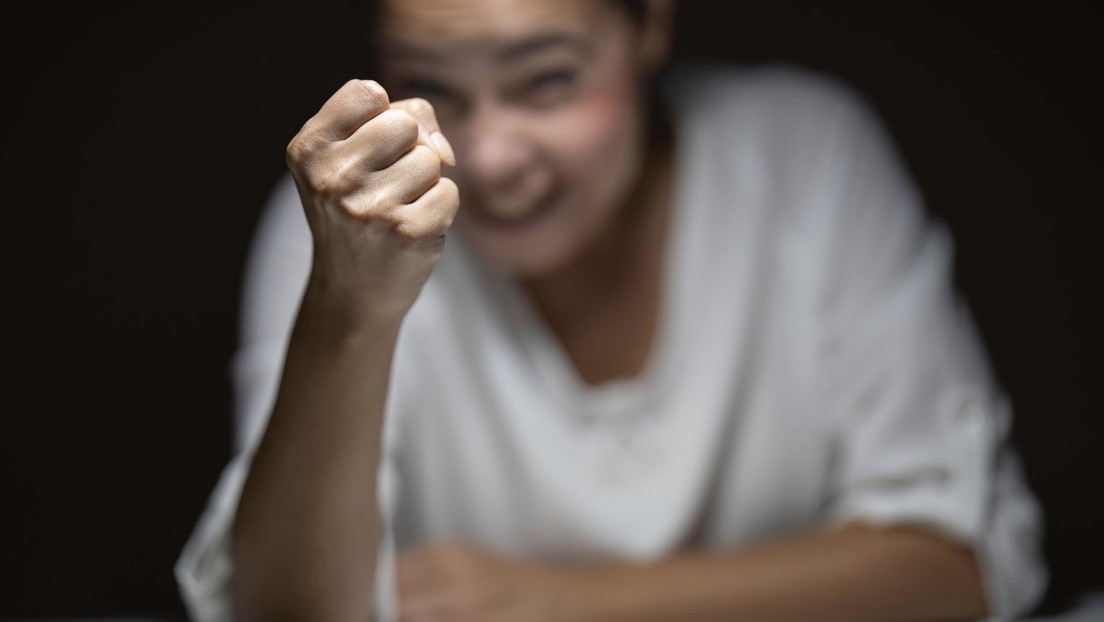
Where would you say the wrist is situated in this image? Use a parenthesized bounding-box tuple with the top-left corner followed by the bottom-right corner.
(299, 275, 408, 339)
(292, 297, 404, 361)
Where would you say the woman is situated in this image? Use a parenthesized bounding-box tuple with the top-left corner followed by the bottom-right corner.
(177, 1, 1047, 620)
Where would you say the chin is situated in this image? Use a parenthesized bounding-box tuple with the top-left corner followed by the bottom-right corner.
(462, 228, 581, 279)
(454, 194, 599, 279)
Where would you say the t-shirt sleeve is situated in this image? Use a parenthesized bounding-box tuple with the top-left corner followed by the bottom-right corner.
(173, 174, 406, 621)
(805, 84, 1048, 619)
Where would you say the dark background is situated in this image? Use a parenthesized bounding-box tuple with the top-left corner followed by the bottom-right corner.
(2, 1, 1101, 618)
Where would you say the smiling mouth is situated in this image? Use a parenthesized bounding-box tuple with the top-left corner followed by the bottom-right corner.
(469, 189, 560, 230)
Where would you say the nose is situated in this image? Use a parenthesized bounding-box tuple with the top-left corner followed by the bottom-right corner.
(464, 104, 535, 192)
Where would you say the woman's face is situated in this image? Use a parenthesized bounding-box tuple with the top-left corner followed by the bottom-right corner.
(378, 0, 658, 277)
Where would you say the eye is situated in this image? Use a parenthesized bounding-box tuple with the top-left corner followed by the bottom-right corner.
(529, 69, 576, 91)
(397, 77, 467, 119)
(402, 78, 451, 102)
(518, 68, 579, 105)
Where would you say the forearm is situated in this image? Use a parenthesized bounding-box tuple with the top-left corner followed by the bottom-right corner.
(231, 283, 402, 622)
(568, 523, 988, 622)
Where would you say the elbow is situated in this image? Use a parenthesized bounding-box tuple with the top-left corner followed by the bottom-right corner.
(229, 541, 377, 622)
(850, 521, 992, 620)
(231, 578, 377, 622)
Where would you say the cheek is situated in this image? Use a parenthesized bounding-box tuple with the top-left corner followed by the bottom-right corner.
(538, 76, 643, 208)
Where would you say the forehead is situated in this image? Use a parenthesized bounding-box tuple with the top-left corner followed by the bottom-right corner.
(379, 0, 613, 47)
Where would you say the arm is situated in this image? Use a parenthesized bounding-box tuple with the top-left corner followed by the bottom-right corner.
(230, 296, 400, 622)
(566, 522, 987, 622)
(397, 524, 986, 622)
(230, 79, 457, 622)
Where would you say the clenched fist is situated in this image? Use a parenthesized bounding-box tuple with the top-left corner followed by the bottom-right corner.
(286, 79, 459, 323)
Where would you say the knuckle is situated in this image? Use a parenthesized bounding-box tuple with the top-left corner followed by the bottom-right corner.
(285, 138, 306, 167)
(334, 194, 361, 217)
(285, 132, 313, 167)
(301, 158, 354, 197)
(286, 123, 329, 168)
(437, 176, 460, 196)
(395, 220, 445, 246)
(409, 143, 438, 165)
(407, 145, 442, 180)
(437, 177, 461, 207)
(378, 109, 420, 146)
(345, 78, 388, 111)
(336, 195, 370, 219)
(406, 97, 436, 119)
(352, 186, 389, 217)
(435, 179, 460, 229)
(301, 168, 335, 196)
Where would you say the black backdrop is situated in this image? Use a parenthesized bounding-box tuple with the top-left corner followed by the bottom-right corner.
(2, 2, 1101, 618)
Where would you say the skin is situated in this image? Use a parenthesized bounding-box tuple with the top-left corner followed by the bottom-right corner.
(231, 0, 991, 620)
(379, 0, 653, 278)
(378, 0, 677, 383)
(231, 83, 459, 621)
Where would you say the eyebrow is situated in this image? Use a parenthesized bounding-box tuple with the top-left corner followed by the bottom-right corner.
(384, 32, 594, 65)
(495, 33, 594, 64)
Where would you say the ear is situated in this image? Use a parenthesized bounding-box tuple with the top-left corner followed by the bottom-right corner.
(638, 0, 676, 71)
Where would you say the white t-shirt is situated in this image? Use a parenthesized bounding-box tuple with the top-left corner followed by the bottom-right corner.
(176, 64, 1047, 621)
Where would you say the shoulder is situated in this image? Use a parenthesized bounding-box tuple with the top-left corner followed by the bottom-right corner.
(664, 62, 914, 215)
(661, 62, 889, 165)
(663, 61, 878, 126)
(660, 63, 927, 291)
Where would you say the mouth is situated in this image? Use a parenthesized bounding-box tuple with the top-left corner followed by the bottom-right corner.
(466, 188, 561, 231)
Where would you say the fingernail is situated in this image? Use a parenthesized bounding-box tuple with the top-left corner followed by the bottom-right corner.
(430, 131, 456, 166)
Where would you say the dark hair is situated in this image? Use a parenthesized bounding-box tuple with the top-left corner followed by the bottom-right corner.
(614, 0, 647, 23)
(370, 0, 649, 30)
(364, 0, 656, 75)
